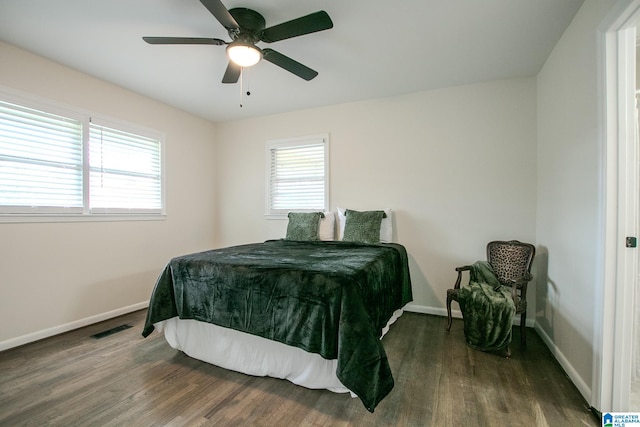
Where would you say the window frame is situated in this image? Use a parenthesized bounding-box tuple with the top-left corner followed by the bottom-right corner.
(87, 116, 165, 216)
(265, 134, 329, 218)
(0, 87, 166, 223)
(0, 97, 85, 215)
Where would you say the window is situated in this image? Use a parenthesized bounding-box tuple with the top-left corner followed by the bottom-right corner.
(0, 91, 164, 221)
(0, 100, 84, 214)
(265, 134, 329, 216)
(89, 120, 162, 213)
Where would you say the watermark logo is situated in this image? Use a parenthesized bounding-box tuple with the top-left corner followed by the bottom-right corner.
(603, 413, 613, 427)
(603, 412, 640, 427)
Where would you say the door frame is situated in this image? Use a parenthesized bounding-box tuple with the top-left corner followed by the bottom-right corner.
(596, 0, 640, 412)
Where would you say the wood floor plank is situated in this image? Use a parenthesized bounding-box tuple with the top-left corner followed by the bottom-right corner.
(0, 310, 599, 426)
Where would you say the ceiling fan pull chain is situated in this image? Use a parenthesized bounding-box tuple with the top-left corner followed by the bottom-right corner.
(245, 67, 251, 97)
(239, 67, 243, 108)
(239, 67, 252, 108)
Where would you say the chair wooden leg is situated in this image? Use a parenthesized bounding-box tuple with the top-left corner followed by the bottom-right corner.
(520, 311, 527, 347)
(446, 294, 453, 331)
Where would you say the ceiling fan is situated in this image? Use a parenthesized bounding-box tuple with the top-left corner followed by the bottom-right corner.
(143, 0, 334, 84)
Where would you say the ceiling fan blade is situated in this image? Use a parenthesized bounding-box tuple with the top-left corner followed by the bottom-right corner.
(143, 37, 226, 45)
(199, 0, 239, 30)
(262, 49, 318, 81)
(222, 61, 241, 84)
(260, 11, 333, 43)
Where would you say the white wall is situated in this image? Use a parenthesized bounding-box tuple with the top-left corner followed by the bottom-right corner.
(0, 42, 218, 346)
(536, 0, 616, 401)
(214, 78, 537, 316)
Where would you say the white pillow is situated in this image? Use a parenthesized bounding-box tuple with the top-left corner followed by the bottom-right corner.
(319, 211, 335, 241)
(337, 207, 392, 243)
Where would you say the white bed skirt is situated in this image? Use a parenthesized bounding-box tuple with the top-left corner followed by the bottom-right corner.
(154, 307, 404, 395)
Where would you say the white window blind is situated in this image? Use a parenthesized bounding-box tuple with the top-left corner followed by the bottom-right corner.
(266, 135, 328, 215)
(89, 122, 162, 213)
(0, 100, 83, 213)
(0, 90, 165, 221)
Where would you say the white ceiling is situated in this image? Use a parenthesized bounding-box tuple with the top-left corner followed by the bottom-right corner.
(0, 0, 584, 123)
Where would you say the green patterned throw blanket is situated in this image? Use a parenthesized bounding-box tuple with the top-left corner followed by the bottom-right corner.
(142, 239, 412, 412)
(458, 261, 515, 352)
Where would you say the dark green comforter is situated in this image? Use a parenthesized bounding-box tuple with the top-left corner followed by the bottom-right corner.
(142, 239, 412, 412)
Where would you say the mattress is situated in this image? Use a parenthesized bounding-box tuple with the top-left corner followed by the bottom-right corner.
(154, 307, 405, 395)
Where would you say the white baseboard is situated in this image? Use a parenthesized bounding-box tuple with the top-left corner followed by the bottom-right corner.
(405, 303, 446, 316)
(534, 323, 592, 404)
(0, 301, 149, 352)
(404, 303, 536, 327)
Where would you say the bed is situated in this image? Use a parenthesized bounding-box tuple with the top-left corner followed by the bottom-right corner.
(142, 210, 412, 412)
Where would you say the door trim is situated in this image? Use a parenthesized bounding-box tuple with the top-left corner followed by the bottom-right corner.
(595, 0, 640, 412)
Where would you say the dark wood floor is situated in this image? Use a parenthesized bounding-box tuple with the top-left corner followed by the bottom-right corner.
(0, 310, 599, 426)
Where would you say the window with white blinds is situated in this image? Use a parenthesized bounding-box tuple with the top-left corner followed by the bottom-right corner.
(89, 121, 162, 213)
(0, 92, 164, 220)
(266, 135, 328, 216)
(0, 100, 84, 214)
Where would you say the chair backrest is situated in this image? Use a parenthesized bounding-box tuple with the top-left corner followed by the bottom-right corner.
(487, 240, 535, 285)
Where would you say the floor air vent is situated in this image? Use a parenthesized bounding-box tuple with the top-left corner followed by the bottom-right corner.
(91, 324, 132, 339)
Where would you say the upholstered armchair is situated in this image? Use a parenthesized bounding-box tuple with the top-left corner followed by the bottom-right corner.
(446, 240, 535, 347)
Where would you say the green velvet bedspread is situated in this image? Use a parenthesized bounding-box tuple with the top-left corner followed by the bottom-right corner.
(458, 261, 515, 352)
(142, 240, 412, 412)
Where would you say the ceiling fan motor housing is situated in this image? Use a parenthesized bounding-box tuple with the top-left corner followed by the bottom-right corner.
(228, 8, 265, 43)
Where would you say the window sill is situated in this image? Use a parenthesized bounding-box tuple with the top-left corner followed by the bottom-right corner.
(264, 214, 288, 220)
(0, 213, 167, 224)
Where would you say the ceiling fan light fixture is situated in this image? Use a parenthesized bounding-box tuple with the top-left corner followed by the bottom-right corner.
(227, 42, 262, 67)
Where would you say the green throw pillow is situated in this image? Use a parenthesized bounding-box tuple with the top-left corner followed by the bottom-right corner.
(342, 209, 386, 244)
(285, 212, 324, 241)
